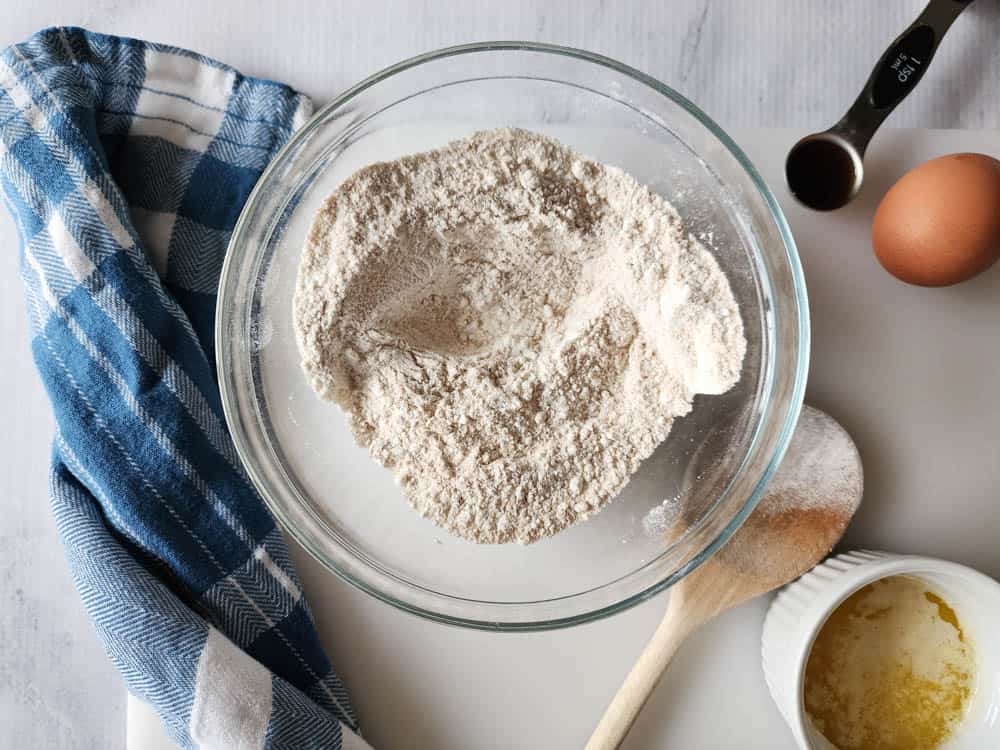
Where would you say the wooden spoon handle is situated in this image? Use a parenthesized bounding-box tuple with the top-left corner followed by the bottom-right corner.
(585, 599, 704, 750)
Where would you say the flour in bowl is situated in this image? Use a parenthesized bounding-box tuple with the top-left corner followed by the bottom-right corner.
(293, 128, 745, 544)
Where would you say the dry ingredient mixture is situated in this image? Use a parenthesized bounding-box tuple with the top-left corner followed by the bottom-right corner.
(805, 576, 975, 750)
(294, 128, 745, 543)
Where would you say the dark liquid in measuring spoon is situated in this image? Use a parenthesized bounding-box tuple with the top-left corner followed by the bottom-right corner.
(786, 139, 859, 211)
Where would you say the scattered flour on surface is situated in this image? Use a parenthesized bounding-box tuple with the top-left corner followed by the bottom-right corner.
(293, 128, 746, 544)
(642, 494, 683, 537)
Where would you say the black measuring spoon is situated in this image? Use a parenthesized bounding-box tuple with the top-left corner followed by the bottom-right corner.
(786, 0, 974, 211)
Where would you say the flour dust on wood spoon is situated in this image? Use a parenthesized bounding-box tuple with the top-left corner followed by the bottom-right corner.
(586, 405, 863, 750)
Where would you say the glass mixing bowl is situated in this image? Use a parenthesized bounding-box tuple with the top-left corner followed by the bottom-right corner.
(217, 42, 808, 630)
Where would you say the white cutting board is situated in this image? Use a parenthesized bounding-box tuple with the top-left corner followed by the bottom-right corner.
(129, 129, 1000, 749)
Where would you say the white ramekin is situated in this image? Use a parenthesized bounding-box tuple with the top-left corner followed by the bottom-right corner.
(762, 550, 1000, 749)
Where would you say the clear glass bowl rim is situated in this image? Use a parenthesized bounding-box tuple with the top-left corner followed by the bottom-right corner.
(217, 40, 810, 631)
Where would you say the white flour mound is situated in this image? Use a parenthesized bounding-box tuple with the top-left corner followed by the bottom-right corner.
(294, 128, 746, 544)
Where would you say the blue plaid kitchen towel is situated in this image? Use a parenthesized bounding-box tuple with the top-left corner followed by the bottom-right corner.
(0, 27, 371, 750)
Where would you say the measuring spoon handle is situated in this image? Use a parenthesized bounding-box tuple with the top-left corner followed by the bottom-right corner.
(834, 0, 973, 153)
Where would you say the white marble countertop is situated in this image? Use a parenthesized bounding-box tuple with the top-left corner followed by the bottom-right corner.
(2, 2, 999, 748)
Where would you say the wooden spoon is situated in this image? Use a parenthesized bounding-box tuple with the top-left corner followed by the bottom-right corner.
(586, 405, 863, 750)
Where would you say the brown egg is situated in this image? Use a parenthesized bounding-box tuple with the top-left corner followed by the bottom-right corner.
(872, 153, 1000, 286)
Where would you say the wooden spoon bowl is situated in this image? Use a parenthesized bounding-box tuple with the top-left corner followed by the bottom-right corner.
(587, 405, 863, 749)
